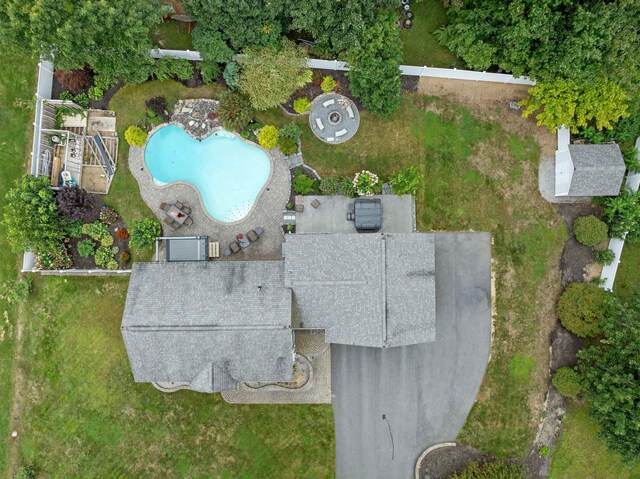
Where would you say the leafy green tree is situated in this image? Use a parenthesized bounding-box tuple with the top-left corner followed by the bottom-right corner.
(238, 39, 311, 110)
(219, 92, 255, 131)
(346, 10, 402, 117)
(0, 0, 165, 86)
(288, 0, 397, 54)
(520, 79, 630, 133)
(185, 0, 284, 57)
(578, 291, 640, 459)
(3, 175, 65, 254)
(436, 0, 640, 93)
(600, 188, 640, 242)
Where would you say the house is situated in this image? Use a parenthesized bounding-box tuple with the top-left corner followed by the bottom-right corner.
(555, 142, 626, 197)
(122, 232, 438, 391)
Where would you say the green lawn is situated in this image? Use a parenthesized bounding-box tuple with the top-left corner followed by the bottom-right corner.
(400, 0, 465, 68)
(151, 20, 194, 50)
(259, 95, 566, 457)
(549, 404, 640, 479)
(0, 50, 37, 477)
(614, 241, 640, 298)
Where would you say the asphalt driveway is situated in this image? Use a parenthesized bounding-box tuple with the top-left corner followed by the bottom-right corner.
(331, 232, 492, 479)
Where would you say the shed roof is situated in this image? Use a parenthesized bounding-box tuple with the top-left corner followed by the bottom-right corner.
(121, 261, 293, 392)
(283, 233, 436, 347)
(568, 144, 626, 196)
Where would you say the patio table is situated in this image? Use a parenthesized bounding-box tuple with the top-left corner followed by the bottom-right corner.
(167, 205, 189, 225)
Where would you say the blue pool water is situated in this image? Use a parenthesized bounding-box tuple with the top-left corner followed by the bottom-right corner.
(144, 125, 271, 222)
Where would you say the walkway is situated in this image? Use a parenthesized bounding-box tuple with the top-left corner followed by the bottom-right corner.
(129, 128, 290, 260)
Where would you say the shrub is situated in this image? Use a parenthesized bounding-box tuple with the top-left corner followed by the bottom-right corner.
(552, 367, 583, 398)
(64, 220, 84, 239)
(120, 252, 130, 263)
(116, 228, 129, 240)
(219, 92, 254, 132)
(389, 166, 424, 196)
(55, 186, 92, 221)
(82, 221, 110, 241)
(124, 125, 148, 146)
(293, 171, 316, 195)
(279, 123, 301, 142)
(279, 136, 298, 155)
(94, 245, 115, 268)
(557, 282, 608, 337)
(0, 278, 32, 304)
(35, 246, 72, 270)
(59, 91, 74, 102)
(153, 57, 193, 81)
(130, 218, 161, 249)
(145, 96, 168, 120)
(574, 215, 609, 246)
(223, 61, 240, 90)
(353, 170, 379, 196)
(320, 177, 343, 195)
(99, 206, 118, 224)
(88, 86, 104, 101)
(451, 460, 527, 479)
(238, 39, 312, 110)
(54, 68, 92, 93)
(4, 175, 65, 255)
(106, 259, 119, 270)
(538, 445, 550, 457)
(73, 92, 90, 108)
(340, 177, 357, 198)
(601, 188, 640, 242)
(320, 75, 337, 93)
(595, 248, 615, 265)
(199, 61, 220, 84)
(258, 125, 279, 149)
(101, 235, 114, 247)
(293, 97, 311, 114)
(13, 465, 37, 479)
(77, 239, 96, 258)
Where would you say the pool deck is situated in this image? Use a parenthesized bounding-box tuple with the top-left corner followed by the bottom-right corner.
(129, 130, 291, 260)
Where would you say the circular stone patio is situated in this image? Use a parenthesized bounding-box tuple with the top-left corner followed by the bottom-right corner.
(130, 111, 290, 260)
(308, 93, 360, 144)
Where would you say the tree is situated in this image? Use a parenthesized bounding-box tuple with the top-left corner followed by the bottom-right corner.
(238, 39, 311, 110)
(436, 0, 640, 93)
(3, 175, 65, 254)
(219, 92, 254, 132)
(600, 188, 640, 242)
(346, 10, 402, 117)
(288, 0, 397, 54)
(0, 0, 165, 86)
(55, 186, 92, 221)
(520, 79, 630, 133)
(185, 0, 284, 57)
(578, 291, 640, 459)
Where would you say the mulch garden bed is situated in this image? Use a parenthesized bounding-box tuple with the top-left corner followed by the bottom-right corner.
(282, 68, 364, 114)
(63, 194, 131, 270)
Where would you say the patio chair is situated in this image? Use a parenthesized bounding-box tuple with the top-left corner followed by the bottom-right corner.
(175, 201, 184, 209)
(160, 202, 170, 211)
(163, 217, 180, 230)
(254, 227, 265, 237)
(181, 205, 192, 215)
(247, 229, 259, 242)
(184, 217, 193, 227)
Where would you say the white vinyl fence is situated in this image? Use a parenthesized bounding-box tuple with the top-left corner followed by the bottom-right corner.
(600, 137, 640, 291)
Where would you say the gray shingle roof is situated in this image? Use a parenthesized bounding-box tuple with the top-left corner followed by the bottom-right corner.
(568, 144, 626, 196)
(283, 233, 436, 347)
(121, 261, 293, 392)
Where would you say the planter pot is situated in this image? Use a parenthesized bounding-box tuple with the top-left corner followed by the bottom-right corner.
(406, 10, 414, 19)
(403, 19, 413, 29)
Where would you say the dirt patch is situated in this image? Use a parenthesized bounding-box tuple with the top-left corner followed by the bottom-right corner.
(418, 77, 556, 157)
(555, 202, 604, 286)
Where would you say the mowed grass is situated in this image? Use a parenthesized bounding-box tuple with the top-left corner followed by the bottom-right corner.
(151, 20, 194, 50)
(18, 276, 335, 478)
(614, 241, 640, 298)
(259, 95, 566, 457)
(400, 0, 465, 68)
(0, 50, 37, 476)
(549, 404, 640, 479)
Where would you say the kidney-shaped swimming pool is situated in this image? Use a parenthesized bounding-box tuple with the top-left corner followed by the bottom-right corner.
(144, 125, 271, 223)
